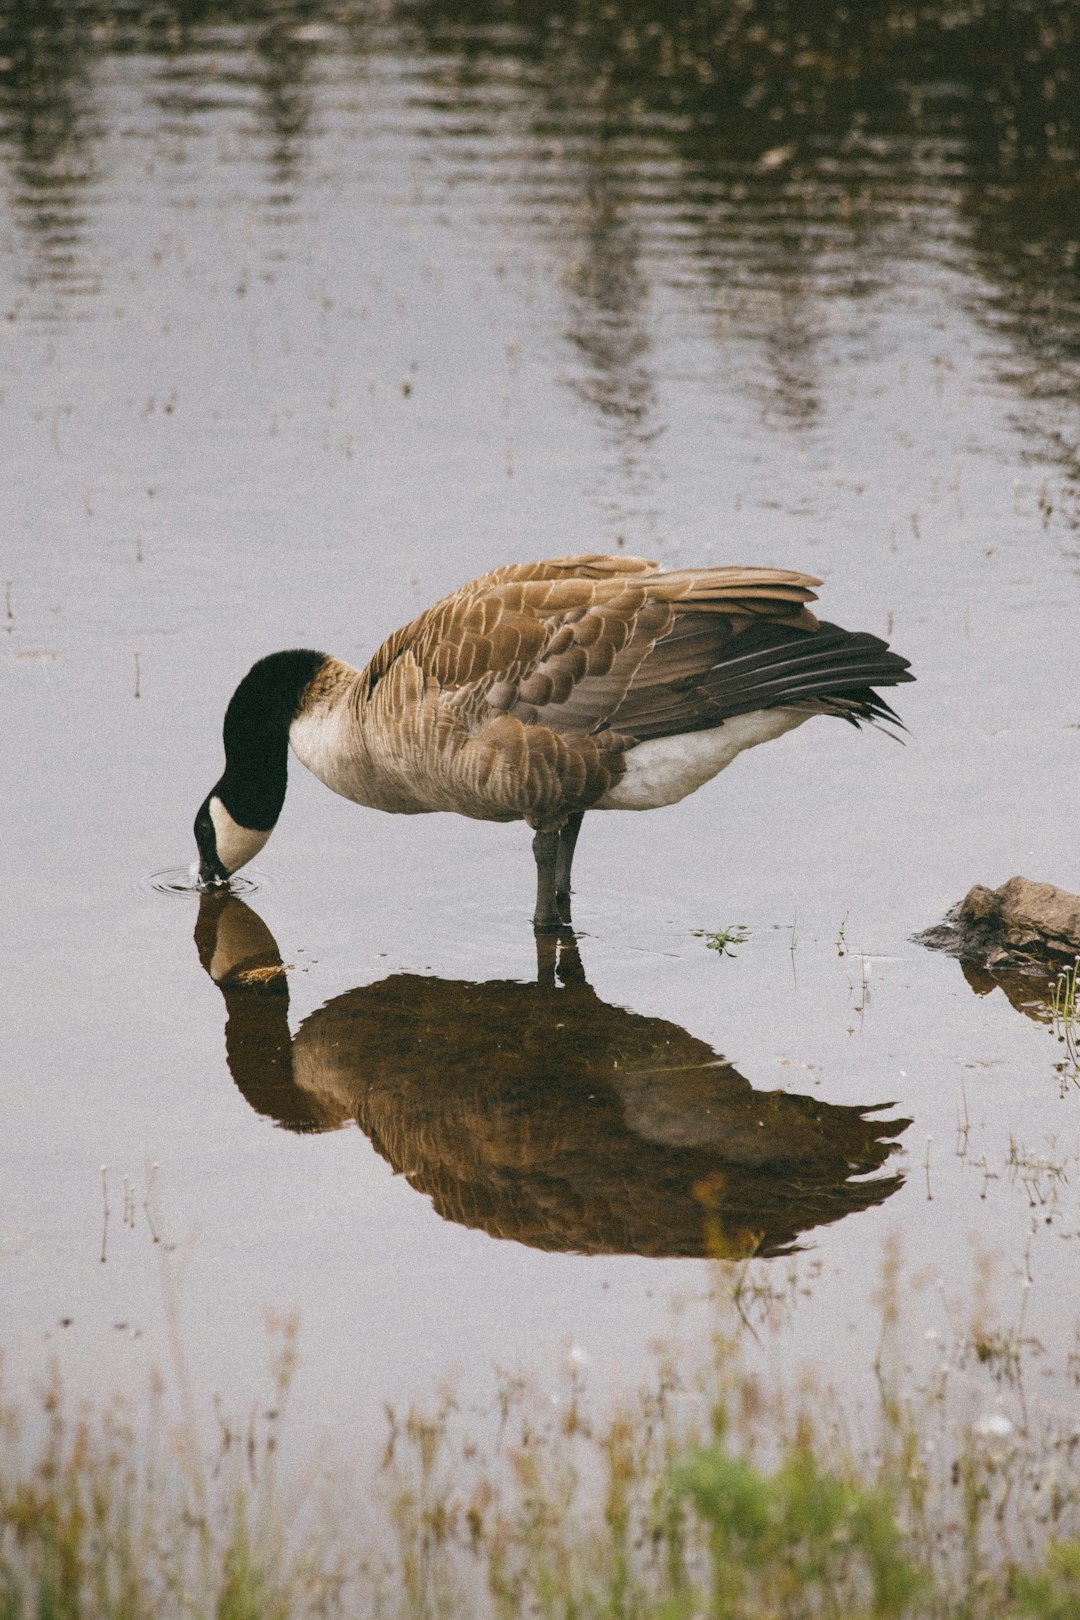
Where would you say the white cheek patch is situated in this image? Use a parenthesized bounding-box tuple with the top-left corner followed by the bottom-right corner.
(209, 795, 272, 874)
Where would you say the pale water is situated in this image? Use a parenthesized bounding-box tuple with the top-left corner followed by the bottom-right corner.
(3, 1, 1080, 1463)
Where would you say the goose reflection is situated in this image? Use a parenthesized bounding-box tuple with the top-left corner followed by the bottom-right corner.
(195, 896, 909, 1259)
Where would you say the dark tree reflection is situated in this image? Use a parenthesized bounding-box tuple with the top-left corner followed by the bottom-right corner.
(1, 2, 1075, 445)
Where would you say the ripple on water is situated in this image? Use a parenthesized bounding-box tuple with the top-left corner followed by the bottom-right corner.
(142, 866, 267, 898)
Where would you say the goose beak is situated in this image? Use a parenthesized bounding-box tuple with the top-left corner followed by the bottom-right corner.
(197, 855, 228, 891)
(194, 795, 228, 890)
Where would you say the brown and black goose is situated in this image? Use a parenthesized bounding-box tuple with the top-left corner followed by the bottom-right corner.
(194, 554, 914, 928)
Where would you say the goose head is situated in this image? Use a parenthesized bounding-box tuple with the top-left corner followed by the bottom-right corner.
(194, 794, 271, 887)
(194, 649, 328, 889)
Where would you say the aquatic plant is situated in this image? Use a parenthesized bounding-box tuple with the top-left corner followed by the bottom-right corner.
(1047, 958, 1080, 1080)
(694, 925, 751, 958)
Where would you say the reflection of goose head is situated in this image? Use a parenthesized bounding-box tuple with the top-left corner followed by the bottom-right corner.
(196, 896, 910, 1259)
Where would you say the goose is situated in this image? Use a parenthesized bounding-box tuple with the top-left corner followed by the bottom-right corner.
(193, 553, 914, 929)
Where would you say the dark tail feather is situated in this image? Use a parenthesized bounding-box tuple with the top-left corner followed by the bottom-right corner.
(610, 618, 914, 744)
(701, 621, 913, 731)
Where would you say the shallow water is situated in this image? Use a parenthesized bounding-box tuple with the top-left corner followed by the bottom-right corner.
(3, 2, 1080, 1454)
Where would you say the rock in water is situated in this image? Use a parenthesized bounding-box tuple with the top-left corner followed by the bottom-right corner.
(917, 876, 1080, 968)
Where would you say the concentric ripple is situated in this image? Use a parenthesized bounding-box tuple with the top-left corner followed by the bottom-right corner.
(142, 866, 266, 897)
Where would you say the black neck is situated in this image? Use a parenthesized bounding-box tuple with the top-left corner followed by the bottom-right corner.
(215, 649, 327, 830)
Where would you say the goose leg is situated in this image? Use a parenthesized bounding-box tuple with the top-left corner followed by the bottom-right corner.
(535, 924, 586, 985)
(554, 928, 586, 985)
(532, 827, 562, 933)
(535, 929, 559, 985)
(533, 814, 585, 933)
(554, 811, 584, 906)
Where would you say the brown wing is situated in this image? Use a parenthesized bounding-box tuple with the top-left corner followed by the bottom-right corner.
(361, 554, 655, 693)
(363, 556, 823, 728)
(354, 556, 911, 829)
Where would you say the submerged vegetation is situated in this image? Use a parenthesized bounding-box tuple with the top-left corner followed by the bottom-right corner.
(4, 1259, 1080, 1619)
(1047, 958, 1080, 1082)
(694, 925, 751, 959)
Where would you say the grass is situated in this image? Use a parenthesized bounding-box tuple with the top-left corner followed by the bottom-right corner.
(3, 1261, 1080, 1619)
(1046, 958, 1080, 1082)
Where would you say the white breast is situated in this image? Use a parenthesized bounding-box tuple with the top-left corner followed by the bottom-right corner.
(290, 703, 392, 809)
(289, 701, 430, 815)
(594, 708, 810, 811)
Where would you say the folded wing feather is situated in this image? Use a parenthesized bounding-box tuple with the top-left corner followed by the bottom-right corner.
(353, 555, 909, 829)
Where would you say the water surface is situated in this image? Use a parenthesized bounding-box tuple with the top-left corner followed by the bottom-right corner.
(3, 0, 1080, 1452)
